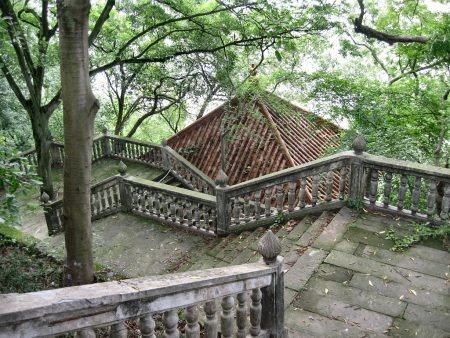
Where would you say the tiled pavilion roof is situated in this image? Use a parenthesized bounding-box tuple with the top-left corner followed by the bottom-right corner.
(168, 92, 341, 186)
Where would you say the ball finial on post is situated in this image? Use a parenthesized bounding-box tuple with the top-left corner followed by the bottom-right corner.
(102, 127, 108, 135)
(258, 230, 282, 264)
(215, 169, 229, 187)
(40, 192, 50, 204)
(118, 161, 128, 176)
(161, 139, 168, 147)
(352, 133, 367, 155)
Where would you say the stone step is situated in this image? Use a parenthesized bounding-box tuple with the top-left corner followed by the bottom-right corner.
(301, 276, 406, 317)
(206, 234, 238, 257)
(390, 318, 450, 338)
(404, 244, 450, 264)
(229, 247, 257, 265)
(359, 244, 450, 279)
(214, 234, 242, 262)
(313, 206, 356, 251)
(286, 216, 314, 241)
(285, 306, 385, 338)
(403, 303, 450, 332)
(296, 212, 331, 247)
(325, 250, 449, 295)
(315, 263, 354, 283)
(344, 227, 394, 250)
(350, 272, 450, 310)
(294, 286, 394, 333)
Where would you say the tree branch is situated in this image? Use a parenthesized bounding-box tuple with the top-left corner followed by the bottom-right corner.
(388, 60, 443, 85)
(354, 0, 428, 45)
(88, 0, 115, 46)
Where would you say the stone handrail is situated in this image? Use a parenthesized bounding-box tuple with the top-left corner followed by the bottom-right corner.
(162, 143, 216, 195)
(123, 174, 217, 236)
(0, 231, 285, 338)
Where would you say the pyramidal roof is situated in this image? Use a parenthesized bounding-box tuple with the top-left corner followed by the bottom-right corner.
(168, 91, 341, 185)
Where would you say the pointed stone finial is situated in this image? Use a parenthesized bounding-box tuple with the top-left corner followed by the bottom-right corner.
(161, 139, 168, 147)
(215, 169, 229, 187)
(352, 133, 367, 155)
(102, 127, 108, 135)
(118, 161, 127, 176)
(40, 192, 50, 204)
(258, 230, 282, 264)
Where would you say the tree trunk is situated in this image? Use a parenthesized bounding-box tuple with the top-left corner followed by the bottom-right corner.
(57, 0, 98, 285)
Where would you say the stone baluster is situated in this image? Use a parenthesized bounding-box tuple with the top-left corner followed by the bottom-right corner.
(298, 177, 306, 208)
(186, 201, 193, 226)
(203, 205, 209, 229)
(311, 175, 320, 206)
(364, 168, 372, 198)
(288, 182, 296, 212)
(110, 322, 127, 338)
(90, 192, 97, 216)
(161, 193, 169, 218)
(78, 328, 95, 338)
(154, 193, 161, 217)
(185, 305, 200, 338)
(233, 198, 241, 224)
(215, 170, 230, 235)
(95, 191, 102, 214)
(254, 190, 261, 220)
(265, 187, 272, 217)
(339, 167, 347, 200)
(249, 288, 262, 337)
(325, 171, 334, 202)
(141, 314, 156, 338)
(369, 170, 378, 206)
(244, 195, 251, 222)
(163, 310, 179, 338)
(397, 174, 408, 210)
(204, 301, 218, 338)
(194, 204, 200, 227)
(236, 292, 247, 338)
(440, 183, 450, 221)
(383, 172, 393, 208)
(170, 197, 177, 222)
(221, 296, 234, 338)
(107, 186, 113, 211)
(210, 208, 217, 230)
(427, 180, 437, 218)
(411, 176, 422, 215)
(276, 185, 284, 213)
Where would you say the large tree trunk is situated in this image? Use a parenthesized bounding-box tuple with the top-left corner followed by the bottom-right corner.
(30, 112, 54, 199)
(57, 0, 98, 285)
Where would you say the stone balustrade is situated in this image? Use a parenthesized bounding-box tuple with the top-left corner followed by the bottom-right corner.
(0, 231, 285, 338)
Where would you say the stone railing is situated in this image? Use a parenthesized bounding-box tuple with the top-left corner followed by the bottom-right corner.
(0, 231, 285, 338)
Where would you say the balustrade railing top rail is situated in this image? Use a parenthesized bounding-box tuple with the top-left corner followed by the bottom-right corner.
(0, 231, 285, 338)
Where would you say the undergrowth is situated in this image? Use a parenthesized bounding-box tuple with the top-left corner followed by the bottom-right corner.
(385, 222, 450, 252)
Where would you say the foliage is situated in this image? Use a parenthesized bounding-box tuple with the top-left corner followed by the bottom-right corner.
(346, 197, 365, 211)
(385, 222, 450, 252)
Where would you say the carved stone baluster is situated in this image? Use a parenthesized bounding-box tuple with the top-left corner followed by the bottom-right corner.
(311, 175, 320, 206)
(185, 305, 200, 338)
(101, 189, 107, 213)
(325, 171, 334, 202)
(161, 194, 169, 218)
(186, 201, 193, 226)
(210, 208, 217, 231)
(298, 177, 306, 208)
(154, 193, 161, 217)
(95, 191, 101, 214)
(141, 314, 156, 338)
(364, 168, 372, 198)
(244, 195, 251, 222)
(249, 288, 262, 337)
(204, 301, 218, 338)
(276, 185, 284, 213)
(194, 204, 200, 227)
(236, 292, 247, 338)
(221, 296, 234, 338)
(131, 143, 136, 159)
(427, 180, 437, 218)
(233, 198, 241, 224)
(254, 190, 261, 220)
(383, 172, 393, 208)
(440, 183, 450, 221)
(163, 310, 179, 338)
(369, 170, 378, 206)
(288, 182, 296, 212)
(265, 187, 272, 217)
(203, 205, 209, 229)
(339, 167, 348, 200)
(397, 174, 408, 210)
(170, 197, 177, 222)
(107, 186, 113, 211)
(90, 192, 96, 216)
(411, 176, 422, 215)
(110, 322, 127, 338)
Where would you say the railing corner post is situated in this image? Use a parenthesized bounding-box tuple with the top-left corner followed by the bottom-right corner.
(161, 139, 170, 170)
(118, 168, 132, 213)
(101, 128, 111, 157)
(258, 230, 286, 338)
(215, 170, 230, 235)
(349, 134, 367, 201)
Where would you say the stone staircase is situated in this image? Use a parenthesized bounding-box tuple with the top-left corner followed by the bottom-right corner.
(169, 207, 450, 337)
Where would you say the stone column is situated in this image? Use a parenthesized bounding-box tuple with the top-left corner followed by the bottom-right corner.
(118, 162, 132, 212)
(101, 127, 111, 158)
(161, 139, 171, 171)
(258, 230, 285, 338)
(349, 134, 367, 201)
(215, 170, 230, 236)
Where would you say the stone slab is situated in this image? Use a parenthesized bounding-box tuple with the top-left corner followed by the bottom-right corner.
(229, 248, 257, 265)
(313, 207, 356, 251)
(360, 245, 450, 279)
(325, 250, 449, 295)
(333, 239, 359, 254)
(390, 318, 450, 338)
(350, 272, 450, 310)
(296, 212, 331, 247)
(344, 227, 394, 250)
(299, 277, 406, 317)
(403, 303, 450, 331)
(284, 248, 328, 291)
(286, 216, 313, 241)
(285, 306, 385, 338)
(315, 263, 354, 283)
(284, 288, 298, 310)
(405, 244, 450, 264)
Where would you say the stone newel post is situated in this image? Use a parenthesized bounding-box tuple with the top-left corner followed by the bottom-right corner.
(101, 127, 111, 157)
(215, 170, 230, 236)
(349, 133, 367, 200)
(161, 139, 170, 171)
(118, 161, 132, 212)
(258, 230, 285, 337)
